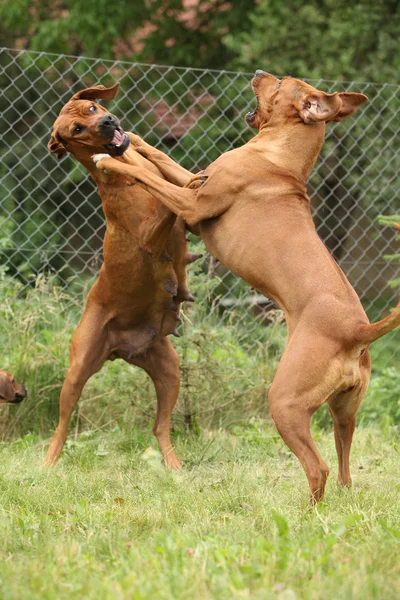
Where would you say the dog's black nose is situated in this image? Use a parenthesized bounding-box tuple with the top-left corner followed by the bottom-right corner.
(99, 114, 119, 129)
(12, 393, 25, 404)
(255, 69, 267, 77)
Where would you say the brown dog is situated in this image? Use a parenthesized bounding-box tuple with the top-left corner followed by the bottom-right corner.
(93, 72, 400, 502)
(0, 370, 27, 404)
(45, 83, 199, 469)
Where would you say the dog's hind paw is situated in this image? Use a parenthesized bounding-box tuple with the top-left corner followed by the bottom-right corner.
(92, 153, 111, 171)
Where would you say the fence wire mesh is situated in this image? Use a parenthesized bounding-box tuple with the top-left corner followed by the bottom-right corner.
(0, 48, 399, 356)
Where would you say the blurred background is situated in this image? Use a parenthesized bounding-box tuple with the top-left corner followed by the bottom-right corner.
(1, 0, 399, 77)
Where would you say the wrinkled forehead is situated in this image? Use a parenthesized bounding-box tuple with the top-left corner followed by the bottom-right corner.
(53, 99, 107, 133)
(52, 111, 70, 136)
(282, 77, 317, 97)
(59, 98, 107, 118)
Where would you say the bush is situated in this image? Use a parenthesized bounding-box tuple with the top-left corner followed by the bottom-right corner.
(0, 267, 287, 439)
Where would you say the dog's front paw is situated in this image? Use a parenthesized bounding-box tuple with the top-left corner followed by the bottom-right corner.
(126, 132, 147, 155)
(92, 153, 111, 172)
(185, 171, 209, 190)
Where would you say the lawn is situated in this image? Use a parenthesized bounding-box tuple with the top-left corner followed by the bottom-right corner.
(1, 421, 399, 599)
(0, 276, 399, 598)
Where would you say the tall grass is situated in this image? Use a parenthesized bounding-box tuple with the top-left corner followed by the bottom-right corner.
(0, 265, 399, 441)
(0, 267, 286, 439)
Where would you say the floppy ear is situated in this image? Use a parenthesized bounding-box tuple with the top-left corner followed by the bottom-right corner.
(326, 92, 368, 122)
(70, 82, 120, 102)
(0, 378, 14, 402)
(48, 134, 67, 160)
(295, 91, 343, 124)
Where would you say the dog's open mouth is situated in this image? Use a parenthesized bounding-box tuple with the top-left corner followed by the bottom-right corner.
(245, 107, 257, 124)
(10, 394, 25, 404)
(104, 128, 130, 156)
(245, 77, 260, 126)
(245, 95, 259, 125)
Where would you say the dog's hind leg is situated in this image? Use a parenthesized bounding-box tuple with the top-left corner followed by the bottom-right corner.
(328, 350, 371, 487)
(269, 390, 330, 504)
(267, 335, 343, 503)
(129, 337, 181, 470)
(44, 302, 108, 465)
(328, 404, 356, 488)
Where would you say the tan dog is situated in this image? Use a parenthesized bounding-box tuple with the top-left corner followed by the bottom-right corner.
(0, 371, 27, 404)
(45, 83, 199, 469)
(93, 71, 400, 502)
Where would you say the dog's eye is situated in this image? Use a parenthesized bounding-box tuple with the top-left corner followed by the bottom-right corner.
(73, 124, 84, 135)
(89, 105, 97, 113)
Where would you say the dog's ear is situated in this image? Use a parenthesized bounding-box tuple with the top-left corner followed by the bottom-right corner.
(71, 83, 120, 102)
(48, 133, 67, 160)
(295, 91, 343, 124)
(296, 89, 368, 124)
(326, 92, 368, 122)
(0, 374, 14, 403)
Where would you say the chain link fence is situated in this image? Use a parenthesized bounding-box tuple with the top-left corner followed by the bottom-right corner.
(1, 47, 399, 357)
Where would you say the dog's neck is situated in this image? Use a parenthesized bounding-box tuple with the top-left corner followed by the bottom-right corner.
(254, 120, 326, 182)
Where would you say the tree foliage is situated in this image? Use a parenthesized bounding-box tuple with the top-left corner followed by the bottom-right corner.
(0, 1, 256, 70)
(225, 0, 400, 83)
(0, 1, 398, 79)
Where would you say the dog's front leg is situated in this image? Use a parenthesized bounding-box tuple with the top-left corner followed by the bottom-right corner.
(126, 133, 194, 187)
(93, 154, 204, 226)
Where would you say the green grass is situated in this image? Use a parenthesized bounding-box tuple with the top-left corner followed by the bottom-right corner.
(0, 271, 286, 438)
(1, 422, 400, 599)
(0, 273, 399, 598)
(1, 272, 399, 438)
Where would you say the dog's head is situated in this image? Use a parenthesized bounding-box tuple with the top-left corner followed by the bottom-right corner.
(246, 70, 368, 129)
(0, 370, 27, 405)
(48, 83, 130, 163)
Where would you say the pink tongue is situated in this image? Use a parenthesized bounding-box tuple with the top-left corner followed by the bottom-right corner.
(111, 129, 124, 145)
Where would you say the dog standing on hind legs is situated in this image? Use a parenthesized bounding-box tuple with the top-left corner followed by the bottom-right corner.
(45, 83, 200, 469)
(94, 71, 400, 503)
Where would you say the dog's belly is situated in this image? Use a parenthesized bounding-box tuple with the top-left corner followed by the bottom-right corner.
(107, 299, 179, 361)
(200, 211, 279, 305)
(100, 232, 180, 307)
(108, 323, 159, 361)
(199, 198, 361, 316)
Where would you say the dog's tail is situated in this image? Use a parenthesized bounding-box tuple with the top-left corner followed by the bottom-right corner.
(357, 301, 400, 345)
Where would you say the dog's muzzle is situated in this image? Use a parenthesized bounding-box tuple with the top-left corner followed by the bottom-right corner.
(10, 388, 27, 404)
(98, 114, 130, 157)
